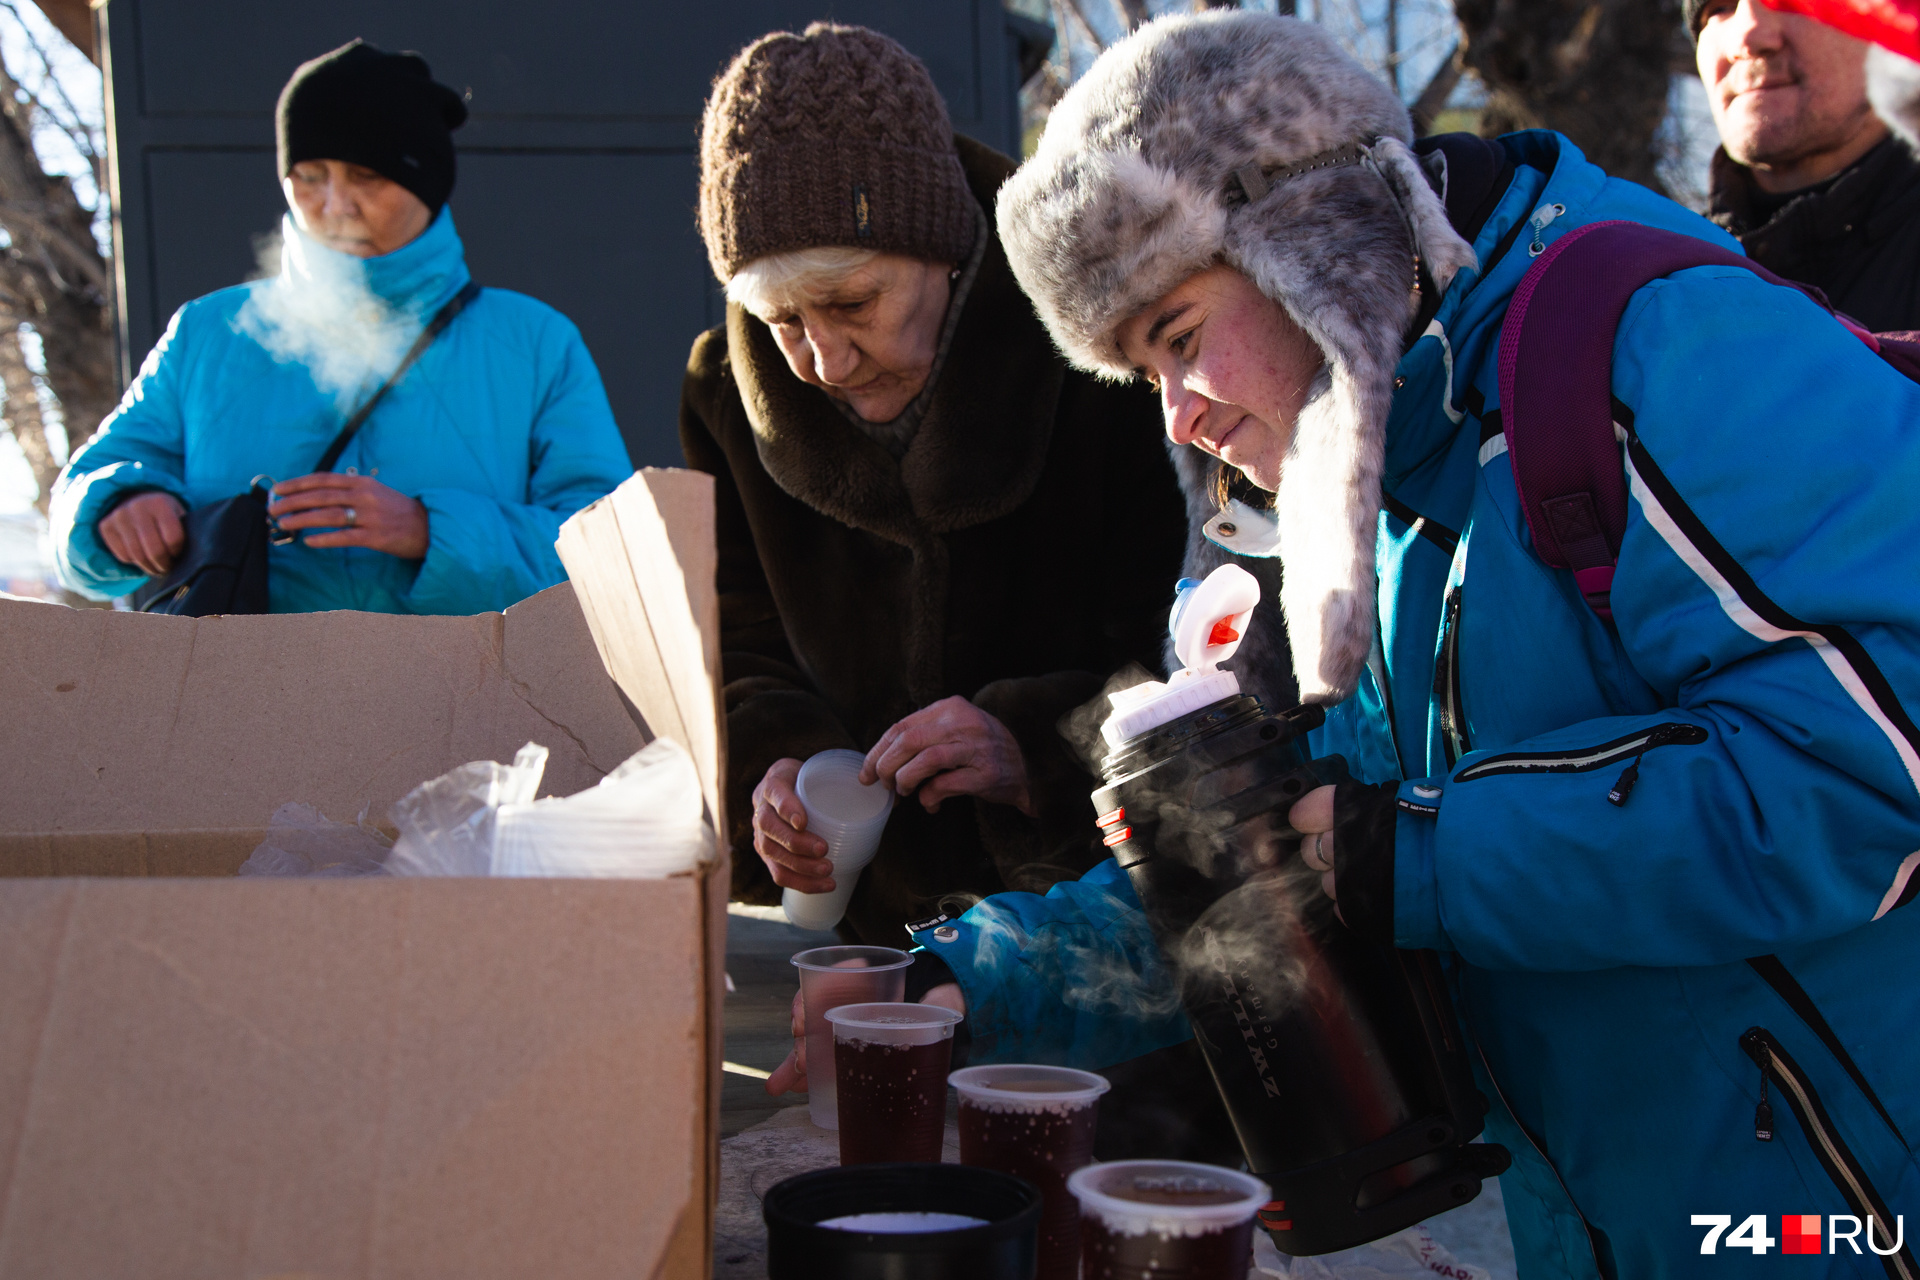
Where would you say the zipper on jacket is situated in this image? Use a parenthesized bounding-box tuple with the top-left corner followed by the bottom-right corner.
(1747, 955, 1907, 1146)
(1434, 582, 1469, 768)
(1454, 721, 1707, 783)
(1740, 1028, 1918, 1280)
(1605, 727, 1685, 806)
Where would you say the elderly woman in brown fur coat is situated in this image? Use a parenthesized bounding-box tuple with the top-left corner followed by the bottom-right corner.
(680, 23, 1190, 948)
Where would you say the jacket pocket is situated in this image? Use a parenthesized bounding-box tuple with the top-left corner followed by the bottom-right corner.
(1453, 722, 1707, 783)
(1739, 1027, 1917, 1280)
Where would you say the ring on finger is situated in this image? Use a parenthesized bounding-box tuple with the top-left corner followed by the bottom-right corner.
(344, 507, 357, 526)
(1309, 831, 1328, 870)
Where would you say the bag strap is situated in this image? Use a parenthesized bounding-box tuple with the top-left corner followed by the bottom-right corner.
(313, 278, 482, 475)
(1498, 221, 1779, 620)
(1500, 217, 1920, 623)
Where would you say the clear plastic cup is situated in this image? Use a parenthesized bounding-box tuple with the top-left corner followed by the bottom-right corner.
(826, 1002, 965, 1166)
(792, 946, 912, 1130)
(1069, 1160, 1270, 1280)
(783, 749, 894, 931)
(952, 1065, 1111, 1280)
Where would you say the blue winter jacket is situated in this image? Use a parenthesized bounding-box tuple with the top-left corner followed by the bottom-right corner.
(921, 133, 1920, 1279)
(51, 208, 632, 613)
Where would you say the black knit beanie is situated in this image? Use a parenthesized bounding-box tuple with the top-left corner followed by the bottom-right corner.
(276, 40, 468, 215)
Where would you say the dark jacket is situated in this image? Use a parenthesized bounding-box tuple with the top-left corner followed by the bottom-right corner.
(679, 137, 1187, 946)
(1708, 136, 1920, 331)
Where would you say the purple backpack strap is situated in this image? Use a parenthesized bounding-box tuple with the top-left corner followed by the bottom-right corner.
(1498, 220, 1765, 620)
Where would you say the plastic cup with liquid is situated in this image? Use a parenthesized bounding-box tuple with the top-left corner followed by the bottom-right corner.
(826, 1002, 966, 1166)
(952, 1065, 1111, 1280)
(782, 749, 895, 932)
(1069, 1160, 1270, 1280)
(792, 946, 912, 1130)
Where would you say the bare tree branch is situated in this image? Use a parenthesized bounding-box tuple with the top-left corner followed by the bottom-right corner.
(1058, 0, 1110, 52)
(1411, 40, 1464, 136)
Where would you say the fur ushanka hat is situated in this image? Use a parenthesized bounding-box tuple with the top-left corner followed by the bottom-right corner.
(996, 12, 1477, 704)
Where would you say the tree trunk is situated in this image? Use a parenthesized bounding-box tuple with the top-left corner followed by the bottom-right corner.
(0, 325, 54, 515)
(1453, 0, 1683, 193)
(0, 60, 114, 463)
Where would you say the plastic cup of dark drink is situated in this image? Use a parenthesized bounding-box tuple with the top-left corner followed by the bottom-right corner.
(1068, 1160, 1269, 1280)
(826, 1002, 964, 1165)
(950, 1064, 1110, 1280)
(792, 946, 912, 1130)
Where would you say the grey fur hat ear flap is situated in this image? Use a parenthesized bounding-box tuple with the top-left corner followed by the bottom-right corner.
(1367, 136, 1478, 294)
(995, 11, 1475, 703)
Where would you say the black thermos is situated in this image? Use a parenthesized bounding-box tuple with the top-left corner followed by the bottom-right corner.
(1093, 690, 1510, 1256)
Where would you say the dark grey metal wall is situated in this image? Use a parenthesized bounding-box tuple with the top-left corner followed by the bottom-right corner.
(100, 1, 1042, 467)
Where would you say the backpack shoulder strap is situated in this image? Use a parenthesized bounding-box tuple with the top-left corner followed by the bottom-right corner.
(1497, 220, 1751, 620)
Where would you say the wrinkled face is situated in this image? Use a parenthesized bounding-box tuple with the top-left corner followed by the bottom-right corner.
(750, 253, 953, 424)
(1696, 0, 1883, 188)
(1117, 266, 1326, 493)
(283, 160, 433, 258)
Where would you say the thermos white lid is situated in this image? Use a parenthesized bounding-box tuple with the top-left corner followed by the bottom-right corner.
(1101, 564, 1263, 750)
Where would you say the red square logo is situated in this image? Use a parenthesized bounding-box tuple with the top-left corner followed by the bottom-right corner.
(1782, 1215, 1823, 1255)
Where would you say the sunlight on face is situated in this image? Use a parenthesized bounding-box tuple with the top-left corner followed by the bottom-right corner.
(749, 253, 954, 425)
(283, 160, 433, 259)
(1695, 0, 1883, 191)
(1116, 266, 1326, 492)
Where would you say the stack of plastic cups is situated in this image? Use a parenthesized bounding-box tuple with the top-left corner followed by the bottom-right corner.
(783, 749, 894, 932)
(1068, 1160, 1270, 1280)
(792, 947, 912, 1130)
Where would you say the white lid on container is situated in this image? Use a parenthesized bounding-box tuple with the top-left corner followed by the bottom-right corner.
(1101, 564, 1263, 750)
(824, 1002, 964, 1045)
(1067, 1160, 1270, 1238)
(949, 1065, 1110, 1112)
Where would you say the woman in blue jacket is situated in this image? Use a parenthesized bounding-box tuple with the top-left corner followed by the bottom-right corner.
(769, 14, 1920, 1278)
(50, 40, 631, 614)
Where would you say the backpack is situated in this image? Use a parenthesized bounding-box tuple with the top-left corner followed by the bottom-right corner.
(1496, 219, 1920, 621)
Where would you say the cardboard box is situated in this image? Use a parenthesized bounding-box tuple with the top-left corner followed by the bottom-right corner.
(0, 469, 726, 1279)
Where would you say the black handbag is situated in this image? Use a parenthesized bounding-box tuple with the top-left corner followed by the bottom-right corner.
(137, 280, 481, 616)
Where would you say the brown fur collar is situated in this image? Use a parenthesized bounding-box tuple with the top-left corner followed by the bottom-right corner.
(727, 135, 1065, 545)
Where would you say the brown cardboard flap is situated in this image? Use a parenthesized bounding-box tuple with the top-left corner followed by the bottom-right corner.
(0, 582, 646, 876)
(558, 468, 728, 1280)
(0, 877, 705, 1279)
(557, 469, 723, 840)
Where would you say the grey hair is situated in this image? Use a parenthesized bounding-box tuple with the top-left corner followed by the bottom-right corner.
(725, 245, 880, 318)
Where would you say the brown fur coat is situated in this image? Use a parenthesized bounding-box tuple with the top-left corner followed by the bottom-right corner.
(679, 137, 1188, 945)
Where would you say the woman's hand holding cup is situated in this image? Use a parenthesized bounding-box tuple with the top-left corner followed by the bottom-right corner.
(765, 981, 967, 1097)
(752, 758, 834, 892)
(861, 696, 1035, 815)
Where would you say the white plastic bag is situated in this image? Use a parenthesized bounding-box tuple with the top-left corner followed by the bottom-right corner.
(238, 802, 392, 877)
(385, 738, 710, 879)
(385, 743, 550, 877)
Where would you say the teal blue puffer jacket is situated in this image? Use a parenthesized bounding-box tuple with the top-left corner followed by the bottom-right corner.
(50, 208, 632, 613)
(921, 134, 1920, 1279)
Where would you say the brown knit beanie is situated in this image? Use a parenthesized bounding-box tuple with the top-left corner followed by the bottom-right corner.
(698, 23, 978, 282)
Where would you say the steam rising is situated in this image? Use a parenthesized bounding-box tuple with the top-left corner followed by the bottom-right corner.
(233, 221, 424, 410)
(1030, 667, 1323, 1043)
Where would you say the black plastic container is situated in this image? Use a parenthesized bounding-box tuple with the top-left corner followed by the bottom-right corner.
(764, 1162, 1043, 1279)
(1093, 696, 1510, 1257)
